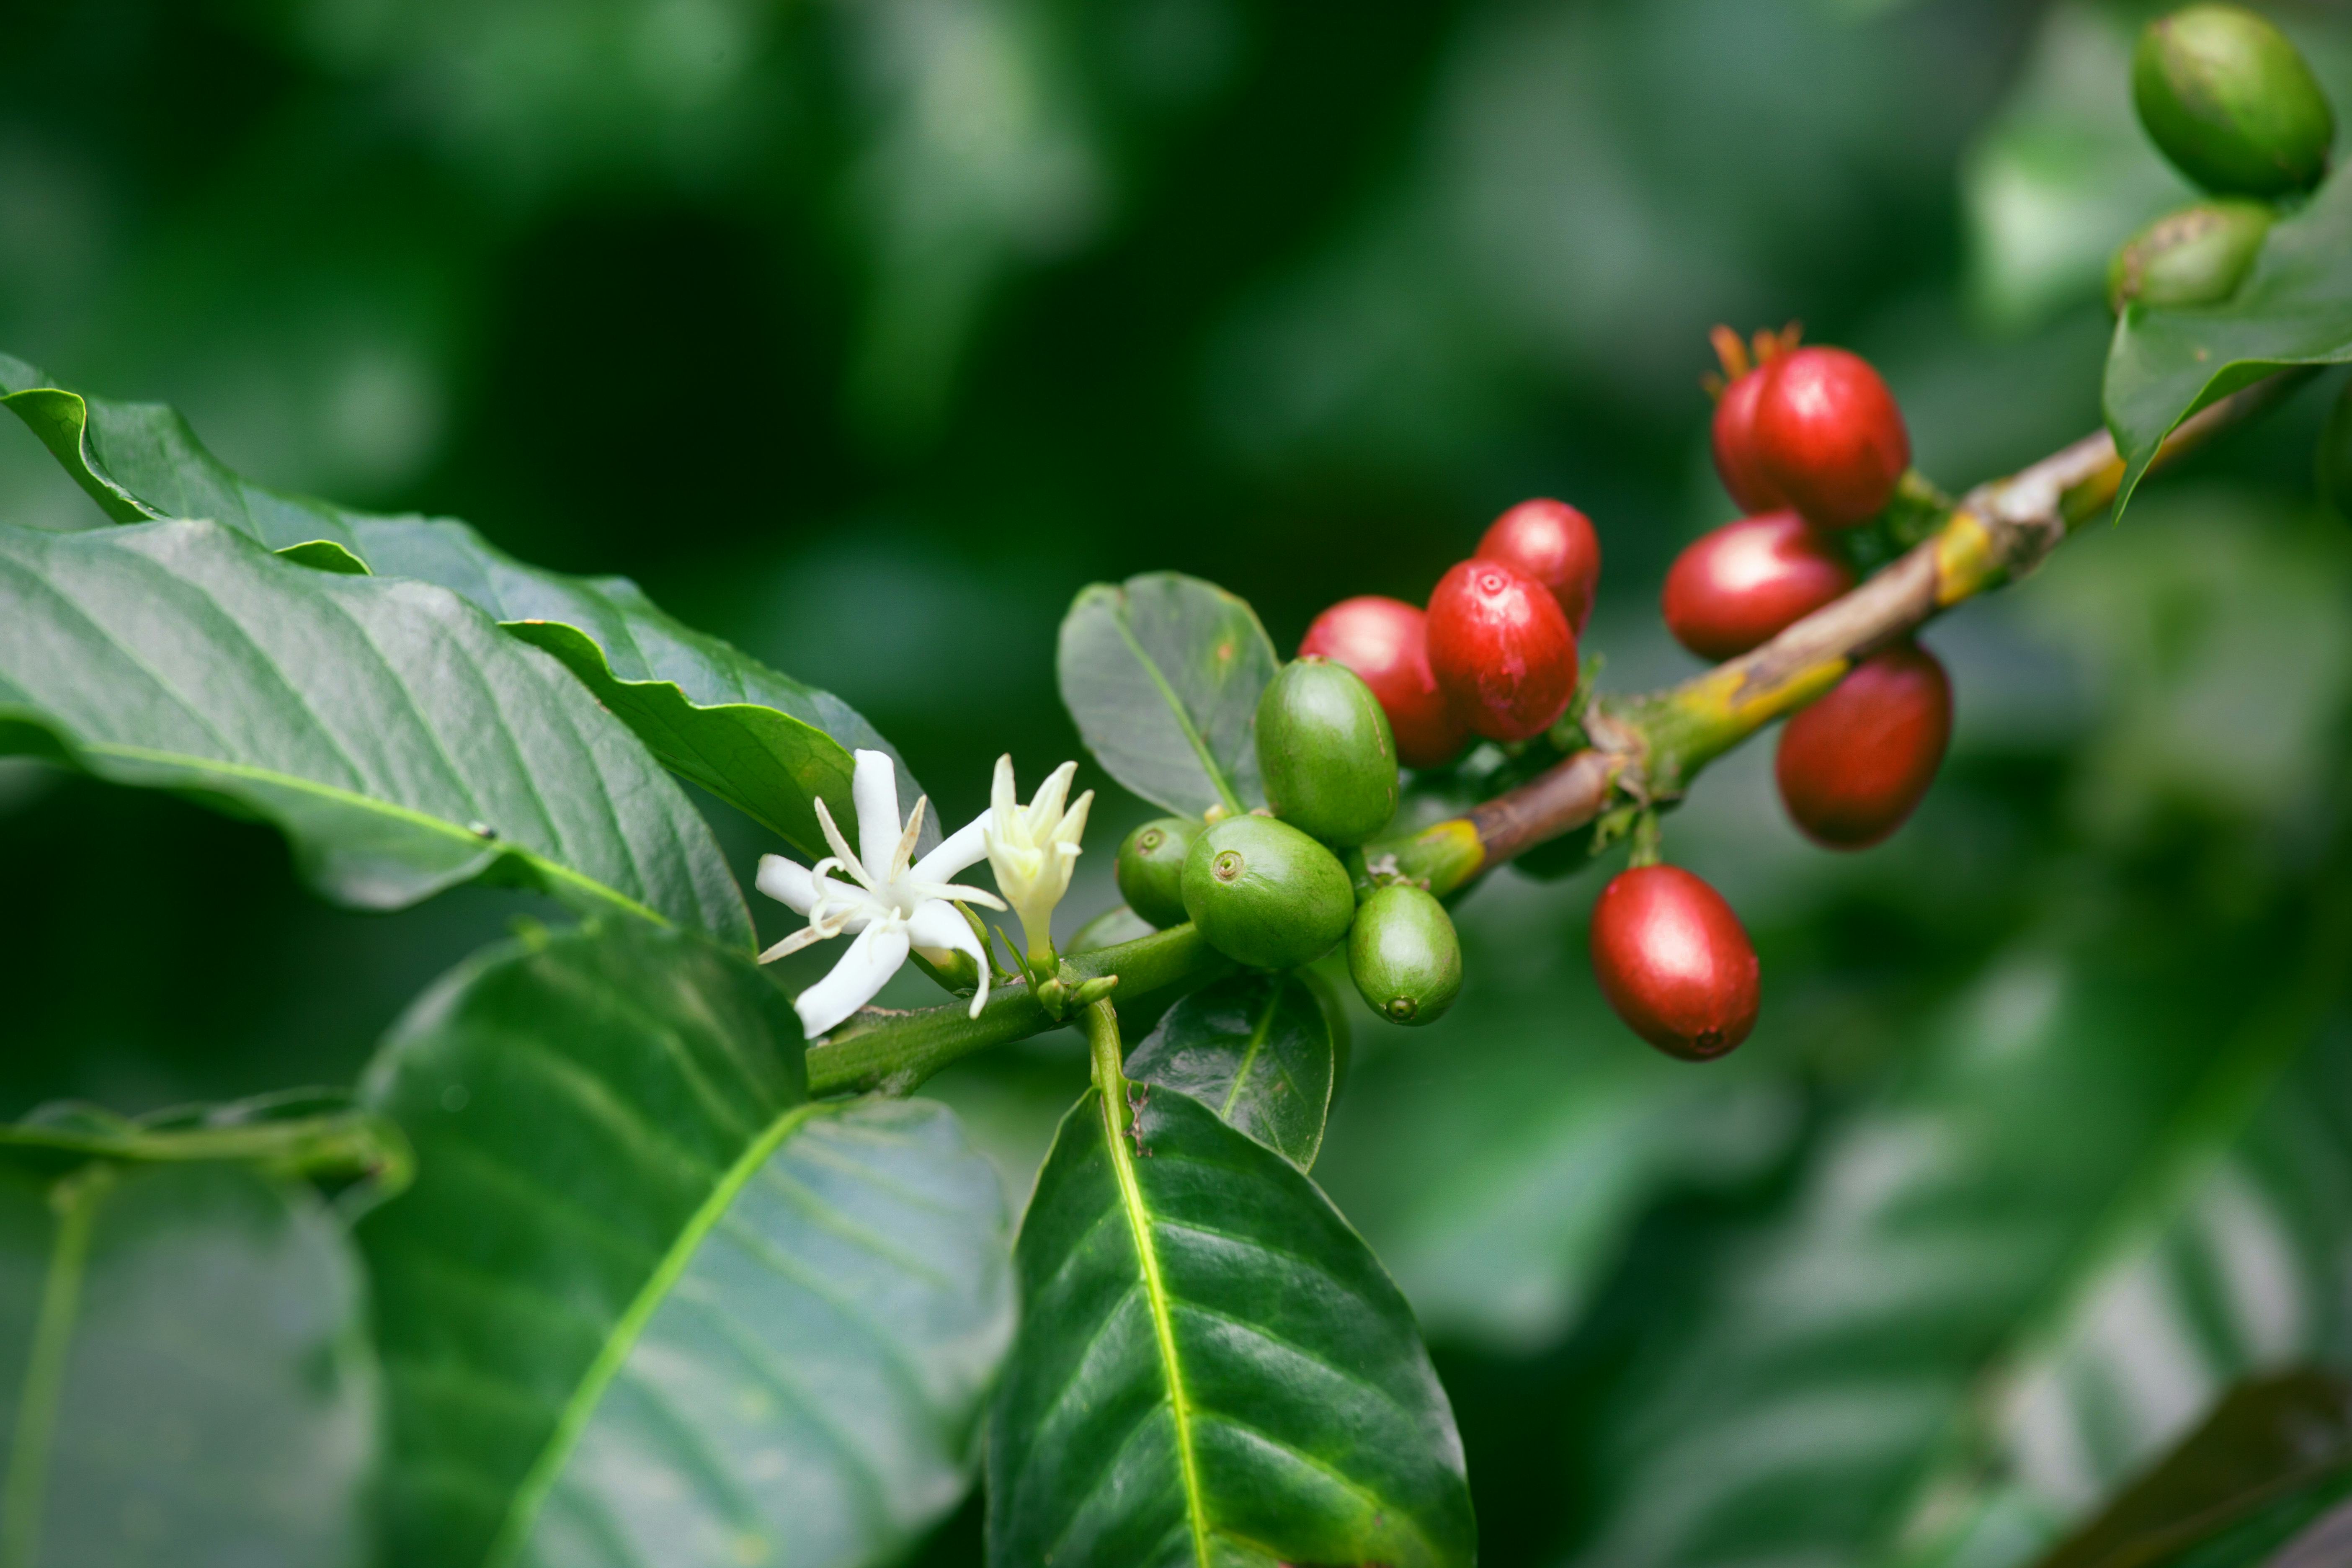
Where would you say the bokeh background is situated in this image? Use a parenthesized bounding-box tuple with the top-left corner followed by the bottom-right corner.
(5, 1, 2351, 1562)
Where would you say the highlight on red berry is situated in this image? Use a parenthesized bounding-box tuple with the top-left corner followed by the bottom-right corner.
(1752, 345, 1911, 529)
(1707, 324, 1798, 513)
(1661, 511, 1855, 660)
(1775, 641, 1953, 848)
(1299, 596, 1470, 769)
(1588, 864, 1760, 1061)
(1425, 557, 1579, 743)
(1478, 499, 1602, 635)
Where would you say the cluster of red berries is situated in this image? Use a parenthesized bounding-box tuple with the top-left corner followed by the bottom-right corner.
(1293, 328, 1953, 1065)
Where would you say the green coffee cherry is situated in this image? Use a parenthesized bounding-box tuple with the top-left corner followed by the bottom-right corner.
(2133, 6, 2334, 196)
(1180, 815, 1356, 970)
(1069, 903, 1156, 954)
(1255, 658, 1399, 847)
(2318, 378, 2352, 521)
(2106, 199, 2274, 312)
(1346, 883, 1462, 1026)
(1117, 817, 1200, 928)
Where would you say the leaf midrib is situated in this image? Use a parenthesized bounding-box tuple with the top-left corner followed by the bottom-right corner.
(62, 734, 670, 931)
(482, 1097, 830, 1568)
(1096, 1088, 1215, 1568)
(1109, 597, 1246, 817)
(0, 1166, 113, 1568)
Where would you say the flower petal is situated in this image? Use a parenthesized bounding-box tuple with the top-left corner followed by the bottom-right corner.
(851, 750, 903, 885)
(1029, 760, 1078, 835)
(908, 900, 992, 1020)
(1052, 789, 1095, 848)
(794, 921, 912, 1039)
(756, 854, 820, 915)
(911, 809, 991, 885)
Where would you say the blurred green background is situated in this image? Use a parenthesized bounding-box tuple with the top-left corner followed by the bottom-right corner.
(5, 1, 2351, 1563)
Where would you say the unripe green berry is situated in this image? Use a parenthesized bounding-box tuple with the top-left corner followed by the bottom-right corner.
(2106, 199, 2274, 313)
(1180, 815, 1356, 970)
(2318, 379, 2352, 521)
(1346, 883, 1462, 1026)
(2133, 5, 2334, 197)
(1255, 658, 1399, 847)
(1117, 817, 1199, 928)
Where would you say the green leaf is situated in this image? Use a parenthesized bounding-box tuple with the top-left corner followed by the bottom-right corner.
(1057, 573, 1277, 818)
(0, 353, 925, 860)
(2023, 1371, 2352, 1568)
(0, 1154, 379, 1568)
(2104, 166, 2352, 521)
(359, 920, 1014, 1568)
(0, 519, 752, 946)
(1563, 904, 2329, 1568)
(1123, 971, 1346, 1169)
(986, 1079, 1475, 1568)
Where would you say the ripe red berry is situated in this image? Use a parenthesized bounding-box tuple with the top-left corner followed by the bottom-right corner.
(1775, 642, 1952, 849)
(1477, 499, 1602, 635)
(1752, 346, 1910, 529)
(1589, 864, 1760, 1061)
(1712, 369, 1788, 513)
(1425, 558, 1578, 743)
(1300, 596, 1470, 769)
(1661, 511, 1855, 661)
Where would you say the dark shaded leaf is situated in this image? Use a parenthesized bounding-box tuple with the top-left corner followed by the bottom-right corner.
(1057, 573, 1276, 818)
(1124, 971, 1346, 1169)
(2103, 167, 2352, 521)
(0, 1157, 377, 1568)
(0, 519, 751, 944)
(360, 921, 1014, 1568)
(986, 1079, 1474, 1568)
(0, 353, 925, 859)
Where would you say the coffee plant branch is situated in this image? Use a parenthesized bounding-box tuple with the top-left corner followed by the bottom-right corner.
(806, 370, 2301, 1099)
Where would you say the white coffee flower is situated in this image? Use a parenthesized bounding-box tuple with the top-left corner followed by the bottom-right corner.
(756, 750, 1002, 1039)
(983, 754, 1093, 964)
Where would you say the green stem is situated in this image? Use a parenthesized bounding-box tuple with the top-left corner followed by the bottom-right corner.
(2, 1166, 112, 1568)
(805, 924, 1225, 1097)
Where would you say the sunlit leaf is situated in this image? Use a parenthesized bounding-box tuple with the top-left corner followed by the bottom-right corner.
(360, 921, 1014, 1568)
(0, 354, 926, 860)
(1057, 573, 1276, 818)
(2104, 167, 2352, 521)
(1124, 970, 1347, 1169)
(1564, 904, 2318, 1568)
(986, 1079, 1475, 1568)
(0, 1137, 378, 1568)
(0, 520, 751, 945)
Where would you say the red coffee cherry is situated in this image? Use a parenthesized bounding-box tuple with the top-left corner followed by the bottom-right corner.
(1478, 499, 1602, 635)
(1752, 346, 1911, 529)
(1775, 641, 1952, 849)
(1712, 369, 1788, 513)
(1661, 511, 1855, 661)
(1589, 864, 1760, 1061)
(1425, 558, 1578, 743)
(1300, 596, 1470, 769)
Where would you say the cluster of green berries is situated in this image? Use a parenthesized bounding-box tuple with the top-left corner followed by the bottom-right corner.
(1116, 661, 1463, 1027)
(2107, 5, 2333, 314)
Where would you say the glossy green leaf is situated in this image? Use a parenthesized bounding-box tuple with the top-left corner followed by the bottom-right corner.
(1057, 573, 1277, 818)
(1123, 971, 1346, 1169)
(0, 1149, 378, 1567)
(2104, 166, 2352, 521)
(1564, 906, 2320, 1568)
(986, 1078, 1475, 1568)
(0, 520, 751, 945)
(0, 353, 925, 859)
(359, 920, 1014, 1568)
